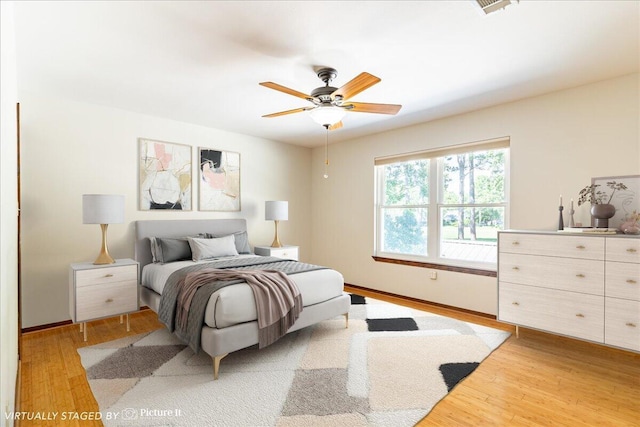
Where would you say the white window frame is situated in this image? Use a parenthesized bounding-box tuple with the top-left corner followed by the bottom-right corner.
(374, 138, 510, 271)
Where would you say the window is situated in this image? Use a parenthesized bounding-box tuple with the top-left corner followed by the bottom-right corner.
(375, 139, 509, 270)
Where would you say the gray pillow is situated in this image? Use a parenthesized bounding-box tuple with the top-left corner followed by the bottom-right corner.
(156, 238, 192, 263)
(209, 231, 251, 254)
(149, 237, 159, 263)
(188, 235, 239, 261)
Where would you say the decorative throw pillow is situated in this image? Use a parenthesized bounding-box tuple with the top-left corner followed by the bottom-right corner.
(208, 231, 251, 254)
(149, 237, 159, 263)
(188, 235, 239, 261)
(156, 238, 192, 263)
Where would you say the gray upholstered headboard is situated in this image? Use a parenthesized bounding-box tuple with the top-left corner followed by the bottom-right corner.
(134, 219, 248, 270)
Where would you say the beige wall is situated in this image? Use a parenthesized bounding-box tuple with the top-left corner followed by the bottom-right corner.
(310, 73, 640, 314)
(19, 74, 640, 326)
(20, 95, 312, 328)
(1, 1, 19, 424)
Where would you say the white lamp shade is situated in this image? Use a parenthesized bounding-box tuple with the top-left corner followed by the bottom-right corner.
(309, 106, 346, 126)
(83, 194, 125, 224)
(265, 201, 288, 221)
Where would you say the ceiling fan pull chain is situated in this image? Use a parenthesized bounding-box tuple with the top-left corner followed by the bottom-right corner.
(324, 126, 329, 179)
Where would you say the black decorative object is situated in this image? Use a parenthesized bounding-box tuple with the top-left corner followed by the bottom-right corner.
(558, 204, 564, 230)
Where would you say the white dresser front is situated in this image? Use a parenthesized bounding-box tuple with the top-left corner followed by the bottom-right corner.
(498, 231, 639, 353)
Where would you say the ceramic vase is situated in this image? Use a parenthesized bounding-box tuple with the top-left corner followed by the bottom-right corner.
(591, 203, 615, 228)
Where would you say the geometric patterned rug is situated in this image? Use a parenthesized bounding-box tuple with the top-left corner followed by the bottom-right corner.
(78, 295, 510, 426)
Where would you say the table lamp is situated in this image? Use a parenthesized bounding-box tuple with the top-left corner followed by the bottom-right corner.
(83, 194, 125, 264)
(265, 201, 288, 247)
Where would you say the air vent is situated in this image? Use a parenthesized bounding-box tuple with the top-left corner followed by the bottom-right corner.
(473, 0, 518, 15)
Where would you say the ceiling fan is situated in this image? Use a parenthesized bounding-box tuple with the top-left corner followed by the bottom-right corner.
(260, 67, 402, 130)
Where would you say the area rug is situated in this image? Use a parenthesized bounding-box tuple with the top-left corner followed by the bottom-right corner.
(78, 295, 510, 426)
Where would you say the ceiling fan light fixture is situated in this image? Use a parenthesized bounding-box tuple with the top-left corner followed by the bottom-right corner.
(309, 106, 346, 126)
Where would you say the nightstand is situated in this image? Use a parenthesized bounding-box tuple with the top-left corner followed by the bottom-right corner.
(69, 258, 139, 341)
(254, 245, 299, 261)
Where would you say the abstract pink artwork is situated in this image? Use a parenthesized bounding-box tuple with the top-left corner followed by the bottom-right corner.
(199, 148, 240, 211)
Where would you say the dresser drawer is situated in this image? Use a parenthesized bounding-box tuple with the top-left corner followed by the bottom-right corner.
(605, 261, 640, 301)
(75, 264, 138, 287)
(605, 297, 640, 351)
(499, 252, 604, 295)
(499, 282, 604, 342)
(499, 233, 604, 260)
(606, 239, 640, 264)
(76, 280, 138, 321)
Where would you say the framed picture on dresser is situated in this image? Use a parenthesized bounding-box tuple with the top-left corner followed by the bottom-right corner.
(591, 174, 640, 230)
(198, 148, 241, 211)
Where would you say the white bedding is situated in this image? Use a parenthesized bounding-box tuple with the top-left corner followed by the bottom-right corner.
(141, 256, 345, 329)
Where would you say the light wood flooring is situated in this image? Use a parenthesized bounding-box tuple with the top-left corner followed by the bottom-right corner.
(17, 286, 640, 427)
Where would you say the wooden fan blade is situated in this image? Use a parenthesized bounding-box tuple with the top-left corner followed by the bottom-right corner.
(331, 72, 381, 100)
(328, 121, 343, 131)
(259, 82, 311, 100)
(344, 102, 402, 115)
(262, 107, 311, 118)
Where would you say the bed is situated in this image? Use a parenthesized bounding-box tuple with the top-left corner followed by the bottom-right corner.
(135, 219, 351, 379)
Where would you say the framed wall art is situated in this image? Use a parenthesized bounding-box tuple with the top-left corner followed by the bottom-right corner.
(198, 148, 241, 211)
(139, 138, 192, 210)
(591, 174, 640, 229)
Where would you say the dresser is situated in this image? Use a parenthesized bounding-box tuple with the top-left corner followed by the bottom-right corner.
(254, 245, 299, 261)
(498, 231, 639, 352)
(69, 258, 139, 341)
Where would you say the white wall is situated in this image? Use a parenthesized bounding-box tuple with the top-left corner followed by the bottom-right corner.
(1, 1, 19, 425)
(20, 95, 312, 328)
(310, 74, 640, 314)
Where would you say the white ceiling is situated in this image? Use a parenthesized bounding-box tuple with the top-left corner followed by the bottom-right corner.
(13, 1, 639, 148)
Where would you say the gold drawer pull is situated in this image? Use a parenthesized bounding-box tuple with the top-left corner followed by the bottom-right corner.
(626, 322, 637, 328)
(627, 248, 637, 253)
(575, 313, 585, 318)
(575, 274, 585, 278)
(511, 241, 520, 245)
(627, 279, 638, 284)
(512, 302, 520, 306)
(105, 298, 114, 303)
(105, 274, 114, 278)
(512, 266, 520, 271)
(576, 245, 586, 249)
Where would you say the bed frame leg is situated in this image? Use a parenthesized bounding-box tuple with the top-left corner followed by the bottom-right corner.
(213, 353, 228, 380)
(344, 313, 349, 329)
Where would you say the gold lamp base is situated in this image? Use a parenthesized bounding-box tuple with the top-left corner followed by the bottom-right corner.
(94, 224, 116, 265)
(270, 220, 283, 248)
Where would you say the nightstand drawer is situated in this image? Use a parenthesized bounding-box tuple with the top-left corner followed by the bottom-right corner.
(76, 264, 137, 287)
(76, 280, 138, 321)
(270, 247, 298, 260)
(254, 245, 299, 261)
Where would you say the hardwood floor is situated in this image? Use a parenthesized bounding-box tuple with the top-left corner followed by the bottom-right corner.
(17, 288, 640, 426)
(18, 310, 163, 427)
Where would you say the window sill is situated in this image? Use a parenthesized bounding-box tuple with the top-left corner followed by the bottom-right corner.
(372, 256, 497, 277)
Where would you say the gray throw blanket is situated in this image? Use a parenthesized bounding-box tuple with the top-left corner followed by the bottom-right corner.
(176, 269, 303, 349)
(157, 256, 326, 352)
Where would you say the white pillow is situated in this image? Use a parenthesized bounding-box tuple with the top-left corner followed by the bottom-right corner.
(187, 235, 238, 261)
